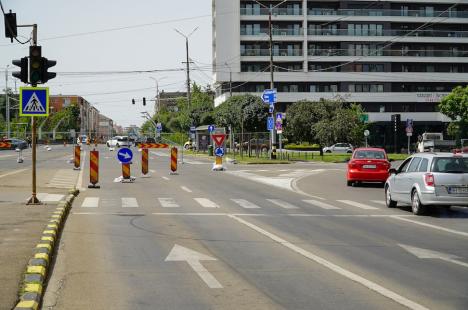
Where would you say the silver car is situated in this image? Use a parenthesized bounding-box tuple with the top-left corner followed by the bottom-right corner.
(385, 152, 468, 215)
(323, 143, 353, 154)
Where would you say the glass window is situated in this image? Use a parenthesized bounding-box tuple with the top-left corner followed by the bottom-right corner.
(330, 84, 338, 92)
(408, 157, 422, 172)
(398, 158, 413, 173)
(348, 84, 355, 92)
(377, 25, 383, 36)
(356, 24, 362, 36)
(362, 24, 369, 36)
(310, 85, 317, 92)
(432, 157, 468, 173)
(418, 159, 429, 172)
(354, 150, 386, 159)
(348, 24, 354, 35)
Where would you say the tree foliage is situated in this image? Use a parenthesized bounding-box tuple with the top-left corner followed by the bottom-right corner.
(439, 86, 468, 139)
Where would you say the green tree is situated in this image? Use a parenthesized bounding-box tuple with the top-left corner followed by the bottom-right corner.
(283, 100, 320, 143)
(439, 86, 468, 140)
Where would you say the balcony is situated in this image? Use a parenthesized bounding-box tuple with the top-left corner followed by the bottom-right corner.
(308, 49, 468, 57)
(307, 29, 468, 38)
(308, 8, 468, 18)
(241, 7, 303, 16)
(241, 28, 304, 36)
(241, 49, 303, 57)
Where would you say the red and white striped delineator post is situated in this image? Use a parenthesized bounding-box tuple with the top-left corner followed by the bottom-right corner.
(73, 145, 81, 170)
(141, 148, 150, 177)
(88, 150, 100, 188)
(170, 147, 178, 175)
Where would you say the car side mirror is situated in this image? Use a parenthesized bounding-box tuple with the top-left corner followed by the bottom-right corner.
(388, 168, 397, 175)
(389, 158, 394, 162)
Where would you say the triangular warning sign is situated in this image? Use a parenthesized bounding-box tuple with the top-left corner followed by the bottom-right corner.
(24, 93, 45, 113)
(212, 134, 226, 147)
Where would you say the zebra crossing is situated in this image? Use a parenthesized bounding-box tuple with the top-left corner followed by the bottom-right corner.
(79, 196, 386, 211)
(47, 169, 78, 189)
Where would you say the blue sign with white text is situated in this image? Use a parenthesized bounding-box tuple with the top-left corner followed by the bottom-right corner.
(262, 89, 277, 104)
(267, 117, 275, 131)
(117, 148, 133, 164)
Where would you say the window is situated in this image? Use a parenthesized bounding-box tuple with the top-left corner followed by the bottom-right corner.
(418, 159, 429, 172)
(398, 158, 412, 173)
(408, 157, 422, 172)
(432, 157, 468, 173)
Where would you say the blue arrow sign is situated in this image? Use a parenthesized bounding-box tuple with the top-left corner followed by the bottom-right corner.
(117, 147, 133, 164)
(262, 89, 277, 104)
(19, 87, 49, 117)
(267, 117, 275, 131)
(215, 147, 225, 157)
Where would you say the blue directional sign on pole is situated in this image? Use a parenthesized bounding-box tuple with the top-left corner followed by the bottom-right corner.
(269, 103, 275, 114)
(214, 147, 225, 157)
(267, 117, 275, 131)
(156, 123, 163, 133)
(262, 89, 277, 104)
(19, 87, 49, 117)
(208, 125, 215, 133)
(117, 147, 133, 164)
(190, 126, 196, 133)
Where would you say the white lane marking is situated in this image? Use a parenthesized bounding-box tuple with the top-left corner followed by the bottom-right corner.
(337, 200, 379, 210)
(81, 197, 99, 208)
(158, 198, 180, 208)
(231, 199, 261, 209)
(150, 169, 156, 173)
(194, 198, 220, 208)
(0, 168, 27, 179)
(76, 150, 87, 191)
(36, 193, 65, 203)
(371, 200, 386, 206)
(165, 244, 223, 289)
(303, 200, 341, 210)
(122, 197, 139, 208)
(229, 215, 429, 310)
(266, 199, 299, 209)
(391, 216, 468, 238)
(0, 154, 15, 159)
(399, 244, 468, 269)
(181, 186, 193, 193)
(162, 176, 170, 181)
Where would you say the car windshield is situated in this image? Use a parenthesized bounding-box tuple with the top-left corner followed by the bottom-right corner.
(354, 150, 386, 159)
(117, 137, 128, 141)
(432, 157, 468, 173)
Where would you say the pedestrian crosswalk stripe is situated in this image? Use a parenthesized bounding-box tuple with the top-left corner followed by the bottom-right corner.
(231, 199, 261, 209)
(36, 193, 65, 203)
(194, 198, 220, 208)
(158, 198, 180, 208)
(371, 200, 386, 206)
(82, 197, 99, 208)
(266, 199, 299, 209)
(122, 197, 139, 208)
(181, 186, 192, 193)
(303, 200, 341, 210)
(336, 200, 379, 210)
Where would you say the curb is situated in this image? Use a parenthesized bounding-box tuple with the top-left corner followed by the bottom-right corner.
(14, 189, 79, 310)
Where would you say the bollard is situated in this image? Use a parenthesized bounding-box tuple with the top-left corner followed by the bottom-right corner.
(121, 163, 133, 182)
(73, 145, 81, 170)
(88, 150, 100, 188)
(17, 149, 24, 163)
(141, 148, 149, 176)
(170, 147, 178, 175)
(271, 146, 277, 160)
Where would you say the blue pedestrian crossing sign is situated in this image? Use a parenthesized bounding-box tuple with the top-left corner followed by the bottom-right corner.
(19, 87, 49, 117)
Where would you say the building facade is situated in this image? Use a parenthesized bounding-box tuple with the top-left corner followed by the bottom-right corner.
(213, 0, 468, 147)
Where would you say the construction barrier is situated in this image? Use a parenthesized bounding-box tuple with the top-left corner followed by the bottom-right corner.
(73, 145, 81, 170)
(141, 148, 149, 176)
(170, 147, 178, 174)
(121, 163, 135, 183)
(139, 143, 169, 149)
(88, 150, 100, 188)
(0, 142, 11, 149)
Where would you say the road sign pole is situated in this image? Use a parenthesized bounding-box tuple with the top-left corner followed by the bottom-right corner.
(27, 116, 40, 205)
(408, 136, 411, 155)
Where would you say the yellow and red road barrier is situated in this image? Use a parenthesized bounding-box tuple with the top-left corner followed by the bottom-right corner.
(138, 143, 169, 149)
(0, 142, 11, 149)
(142, 148, 149, 176)
(73, 145, 81, 170)
(88, 150, 100, 188)
(122, 163, 131, 181)
(170, 147, 178, 174)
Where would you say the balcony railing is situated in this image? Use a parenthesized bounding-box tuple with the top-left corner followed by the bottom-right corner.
(307, 29, 468, 38)
(308, 8, 468, 18)
(241, 49, 303, 57)
(241, 7, 303, 16)
(241, 28, 304, 36)
(308, 49, 468, 57)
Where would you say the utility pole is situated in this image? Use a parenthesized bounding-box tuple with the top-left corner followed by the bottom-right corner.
(175, 27, 198, 108)
(5, 65, 10, 138)
(224, 62, 232, 97)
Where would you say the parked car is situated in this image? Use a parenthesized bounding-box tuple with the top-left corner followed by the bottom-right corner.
(347, 148, 391, 186)
(106, 136, 130, 148)
(236, 139, 270, 152)
(0, 138, 28, 150)
(323, 143, 353, 154)
(385, 152, 468, 215)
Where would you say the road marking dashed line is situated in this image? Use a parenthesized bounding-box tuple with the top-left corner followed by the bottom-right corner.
(337, 200, 379, 210)
(158, 198, 180, 208)
(194, 198, 220, 208)
(266, 199, 299, 209)
(122, 197, 139, 208)
(81, 197, 99, 208)
(231, 199, 261, 209)
(181, 186, 193, 193)
(303, 200, 341, 210)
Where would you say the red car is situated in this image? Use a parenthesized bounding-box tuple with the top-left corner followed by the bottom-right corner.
(347, 148, 391, 186)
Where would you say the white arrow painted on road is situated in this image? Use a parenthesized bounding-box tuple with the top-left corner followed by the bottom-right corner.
(399, 244, 468, 269)
(165, 244, 223, 289)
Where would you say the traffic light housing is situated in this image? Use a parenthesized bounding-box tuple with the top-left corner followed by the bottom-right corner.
(391, 114, 401, 133)
(41, 57, 57, 83)
(12, 57, 28, 83)
(29, 46, 42, 85)
(143, 97, 146, 106)
(4, 11, 17, 42)
(132, 99, 135, 105)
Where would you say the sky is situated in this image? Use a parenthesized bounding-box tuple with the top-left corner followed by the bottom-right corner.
(1, 0, 213, 127)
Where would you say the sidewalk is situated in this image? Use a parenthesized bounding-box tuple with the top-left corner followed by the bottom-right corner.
(0, 189, 67, 310)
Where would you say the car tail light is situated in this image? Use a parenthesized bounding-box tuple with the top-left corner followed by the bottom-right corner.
(424, 173, 435, 187)
(349, 161, 358, 169)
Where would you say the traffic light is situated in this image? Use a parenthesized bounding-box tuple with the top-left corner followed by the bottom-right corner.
(4, 11, 17, 42)
(391, 114, 401, 133)
(132, 99, 135, 105)
(12, 57, 28, 83)
(143, 97, 146, 106)
(41, 57, 57, 83)
(29, 46, 42, 85)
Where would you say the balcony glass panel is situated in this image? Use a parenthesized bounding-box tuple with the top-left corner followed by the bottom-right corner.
(308, 8, 468, 18)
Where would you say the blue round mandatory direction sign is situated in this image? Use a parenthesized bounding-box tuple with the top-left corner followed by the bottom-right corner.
(117, 147, 133, 163)
(214, 147, 225, 157)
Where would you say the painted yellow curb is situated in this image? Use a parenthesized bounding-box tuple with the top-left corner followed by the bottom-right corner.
(15, 300, 39, 310)
(43, 230, 56, 236)
(34, 253, 49, 262)
(24, 283, 42, 294)
(26, 266, 46, 277)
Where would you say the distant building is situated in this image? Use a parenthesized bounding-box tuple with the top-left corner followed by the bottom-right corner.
(157, 91, 185, 113)
(97, 114, 114, 140)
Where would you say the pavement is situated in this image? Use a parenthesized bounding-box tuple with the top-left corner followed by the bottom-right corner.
(30, 146, 468, 309)
(0, 145, 80, 310)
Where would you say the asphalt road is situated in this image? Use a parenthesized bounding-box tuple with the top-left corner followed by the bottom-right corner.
(42, 146, 468, 310)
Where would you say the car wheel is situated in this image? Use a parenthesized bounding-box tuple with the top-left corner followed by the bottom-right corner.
(347, 180, 353, 187)
(347, 150, 352, 154)
(352, 181, 359, 187)
(385, 186, 397, 208)
(116, 143, 120, 148)
(325, 150, 331, 153)
(411, 190, 426, 215)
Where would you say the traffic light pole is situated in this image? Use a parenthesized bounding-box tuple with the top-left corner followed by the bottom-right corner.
(5, 67, 10, 138)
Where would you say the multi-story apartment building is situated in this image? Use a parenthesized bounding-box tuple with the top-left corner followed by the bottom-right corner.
(213, 0, 468, 147)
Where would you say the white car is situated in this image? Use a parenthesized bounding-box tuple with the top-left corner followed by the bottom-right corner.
(106, 136, 130, 148)
(323, 143, 353, 154)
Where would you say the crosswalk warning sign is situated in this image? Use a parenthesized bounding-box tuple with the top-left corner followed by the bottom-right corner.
(20, 87, 49, 117)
